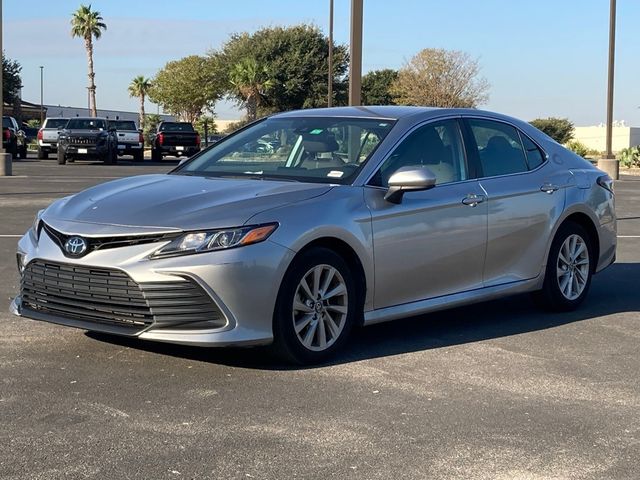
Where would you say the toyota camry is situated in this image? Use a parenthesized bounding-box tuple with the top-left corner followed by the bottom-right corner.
(11, 107, 616, 364)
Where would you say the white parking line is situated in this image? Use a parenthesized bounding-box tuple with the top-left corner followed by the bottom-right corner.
(617, 235, 640, 238)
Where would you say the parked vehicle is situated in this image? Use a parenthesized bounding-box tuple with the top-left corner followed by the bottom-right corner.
(11, 107, 616, 364)
(206, 134, 224, 146)
(3, 115, 27, 159)
(21, 124, 39, 144)
(37, 118, 69, 159)
(108, 119, 144, 162)
(151, 121, 200, 161)
(56, 117, 117, 165)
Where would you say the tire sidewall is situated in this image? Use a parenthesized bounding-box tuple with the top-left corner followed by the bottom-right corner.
(273, 248, 358, 364)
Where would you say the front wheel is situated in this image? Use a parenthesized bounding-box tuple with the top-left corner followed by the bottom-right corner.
(151, 148, 162, 162)
(37, 147, 49, 160)
(533, 222, 593, 311)
(57, 146, 66, 165)
(272, 248, 357, 364)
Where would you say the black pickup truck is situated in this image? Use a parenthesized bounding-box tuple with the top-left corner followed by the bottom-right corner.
(57, 117, 118, 165)
(150, 121, 200, 161)
(3, 116, 27, 159)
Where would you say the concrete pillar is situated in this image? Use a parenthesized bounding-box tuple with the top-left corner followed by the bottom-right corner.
(0, 153, 12, 176)
(598, 157, 619, 179)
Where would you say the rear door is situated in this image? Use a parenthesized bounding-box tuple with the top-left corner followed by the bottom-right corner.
(365, 118, 488, 309)
(462, 117, 568, 286)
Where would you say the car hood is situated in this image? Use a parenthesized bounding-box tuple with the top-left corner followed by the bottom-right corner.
(42, 174, 332, 235)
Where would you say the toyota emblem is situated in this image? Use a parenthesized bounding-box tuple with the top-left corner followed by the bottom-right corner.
(64, 236, 88, 257)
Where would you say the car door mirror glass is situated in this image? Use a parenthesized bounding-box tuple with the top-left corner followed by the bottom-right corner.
(384, 166, 436, 203)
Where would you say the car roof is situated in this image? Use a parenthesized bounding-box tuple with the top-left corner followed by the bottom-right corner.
(68, 117, 108, 121)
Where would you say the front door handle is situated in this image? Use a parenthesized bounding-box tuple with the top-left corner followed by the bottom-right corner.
(462, 194, 486, 207)
(540, 183, 559, 194)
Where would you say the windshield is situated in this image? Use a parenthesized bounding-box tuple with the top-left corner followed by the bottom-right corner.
(160, 122, 195, 132)
(66, 119, 107, 130)
(45, 119, 69, 129)
(109, 120, 137, 130)
(175, 117, 396, 184)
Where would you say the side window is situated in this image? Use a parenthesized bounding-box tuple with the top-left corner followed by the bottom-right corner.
(372, 120, 467, 187)
(521, 134, 545, 169)
(468, 119, 528, 177)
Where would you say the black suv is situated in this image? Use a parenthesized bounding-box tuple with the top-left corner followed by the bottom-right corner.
(57, 117, 118, 165)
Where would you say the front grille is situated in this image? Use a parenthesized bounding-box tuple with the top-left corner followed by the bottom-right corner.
(69, 137, 98, 146)
(21, 260, 226, 333)
(42, 222, 179, 258)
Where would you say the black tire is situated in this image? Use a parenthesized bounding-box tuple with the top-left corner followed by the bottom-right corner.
(37, 147, 48, 160)
(19, 145, 27, 159)
(8, 140, 18, 159)
(133, 150, 144, 162)
(533, 221, 594, 311)
(271, 248, 358, 365)
(57, 146, 66, 165)
(151, 148, 162, 162)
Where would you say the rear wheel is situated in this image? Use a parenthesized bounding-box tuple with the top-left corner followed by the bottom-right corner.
(37, 147, 48, 160)
(19, 144, 27, 159)
(534, 222, 593, 311)
(133, 150, 144, 162)
(57, 146, 66, 165)
(8, 139, 18, 159)
(272, 248, 357, 364)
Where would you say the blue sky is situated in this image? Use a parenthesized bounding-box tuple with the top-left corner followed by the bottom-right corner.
(4, 0, 640, 125)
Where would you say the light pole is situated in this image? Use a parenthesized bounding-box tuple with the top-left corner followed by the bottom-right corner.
(39, 66, 44, 124)
(328, 0, 334, 107)
(599, 0, 618, 179)
(348, 0, 363, 106)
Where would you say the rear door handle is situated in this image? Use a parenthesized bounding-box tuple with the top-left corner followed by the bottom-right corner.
(540, 183, 559, 194)
(462, 194, 486, 207)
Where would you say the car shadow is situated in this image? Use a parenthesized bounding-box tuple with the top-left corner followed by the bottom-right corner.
(85, 262, 640, 370)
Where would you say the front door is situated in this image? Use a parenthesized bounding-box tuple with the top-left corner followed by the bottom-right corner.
(365, 119, 488, 309)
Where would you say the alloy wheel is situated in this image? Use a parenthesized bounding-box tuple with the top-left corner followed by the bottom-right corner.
(556, 234, 590, 301)
(292, 264, 349, 352)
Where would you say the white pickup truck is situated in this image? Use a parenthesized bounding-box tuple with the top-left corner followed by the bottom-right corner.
(109, 120, 144, 162)
(37, 118, 68, 159)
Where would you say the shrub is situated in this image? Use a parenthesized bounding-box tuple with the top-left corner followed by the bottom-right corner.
(617, 146, 640, 168)
(530, 117, 574, 144)
(565, 140, 589, 158)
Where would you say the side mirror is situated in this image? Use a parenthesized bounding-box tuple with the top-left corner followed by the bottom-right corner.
(384, 166, 437, 204)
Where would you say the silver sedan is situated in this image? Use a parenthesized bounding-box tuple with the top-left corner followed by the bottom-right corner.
(11, 107, 616, 364)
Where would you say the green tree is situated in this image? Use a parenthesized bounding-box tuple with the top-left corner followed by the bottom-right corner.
(391, 48, 489, 108)
(218, 25, 349, 114)
(530, 117, 574, 144)
(128, 76, 152, 129)
(193, 115, 218, 141)
(362, 69, 398, 105)
(142, 113, 161, 146)
(149, 55, 224, 123)
(70, 4, 107, 117)
(229, 58, 274, 121)
(2, 53, 22, 105)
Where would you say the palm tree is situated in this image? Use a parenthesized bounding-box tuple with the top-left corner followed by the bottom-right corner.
(70, 4, 107, 117)
(229, 58, 274, 121)
(128, 76, 152, 129)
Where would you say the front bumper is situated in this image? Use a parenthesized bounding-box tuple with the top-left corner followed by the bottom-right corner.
(62, 144, 109, 157)
(12, 227, 295, 347)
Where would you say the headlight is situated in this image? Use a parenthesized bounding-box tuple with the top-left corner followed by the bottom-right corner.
(151, 223, 278, 258)
(31, 209, 44, 241)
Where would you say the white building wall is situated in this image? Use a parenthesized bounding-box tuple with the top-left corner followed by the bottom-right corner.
(573, 126, 640, 153)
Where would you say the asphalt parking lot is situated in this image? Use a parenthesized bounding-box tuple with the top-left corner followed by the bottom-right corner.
(1, 154, 639, 479)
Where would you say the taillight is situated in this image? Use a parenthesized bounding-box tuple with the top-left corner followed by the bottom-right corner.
(597, 174, 614, 194)
(139, 132, 144, 144)
(3, 129, 10, 140)
(195, 134, 201, 146)
(158, 133, 164, 145)
(37, 129, 43, 141)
